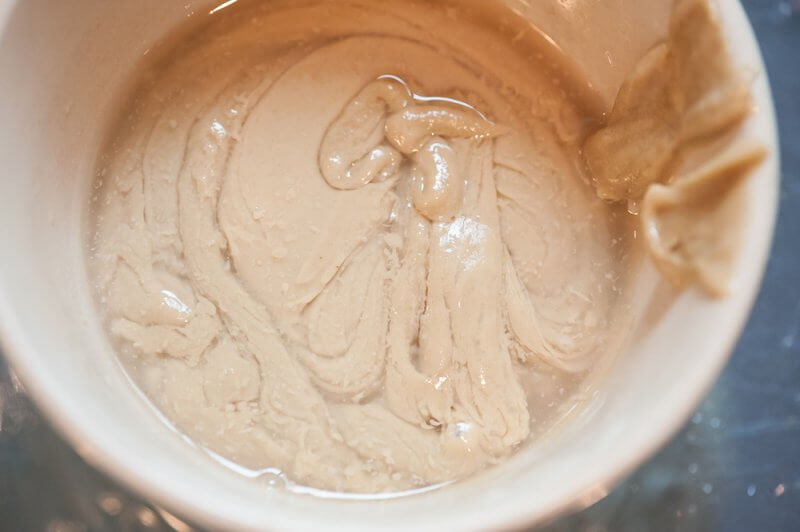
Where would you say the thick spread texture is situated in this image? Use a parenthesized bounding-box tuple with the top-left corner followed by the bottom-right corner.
(90, 1, 631, 492)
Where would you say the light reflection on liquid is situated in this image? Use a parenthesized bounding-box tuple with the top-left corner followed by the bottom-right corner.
(378, 74, 494, 123)
(209, 0, 239, 15)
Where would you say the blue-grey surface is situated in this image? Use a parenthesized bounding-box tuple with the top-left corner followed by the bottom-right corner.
(1, 1, 798, 530)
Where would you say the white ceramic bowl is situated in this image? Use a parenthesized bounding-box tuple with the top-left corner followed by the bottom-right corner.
(0, 1, 778, 530)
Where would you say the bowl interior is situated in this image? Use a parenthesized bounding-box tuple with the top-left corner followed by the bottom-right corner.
(0, 0, 777, 530)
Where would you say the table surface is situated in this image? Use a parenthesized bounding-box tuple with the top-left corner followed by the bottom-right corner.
(1, 1, 798, 530)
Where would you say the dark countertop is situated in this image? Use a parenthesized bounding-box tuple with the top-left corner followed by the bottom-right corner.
(1, 1, 798, 530)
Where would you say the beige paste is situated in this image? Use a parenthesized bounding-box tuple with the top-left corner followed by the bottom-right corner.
(90, 0, 633, 492)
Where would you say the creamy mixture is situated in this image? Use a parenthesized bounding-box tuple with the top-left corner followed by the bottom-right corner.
(90, 0, 646, 493)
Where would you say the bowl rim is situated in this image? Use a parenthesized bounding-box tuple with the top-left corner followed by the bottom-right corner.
(0, 0, 780, 530)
